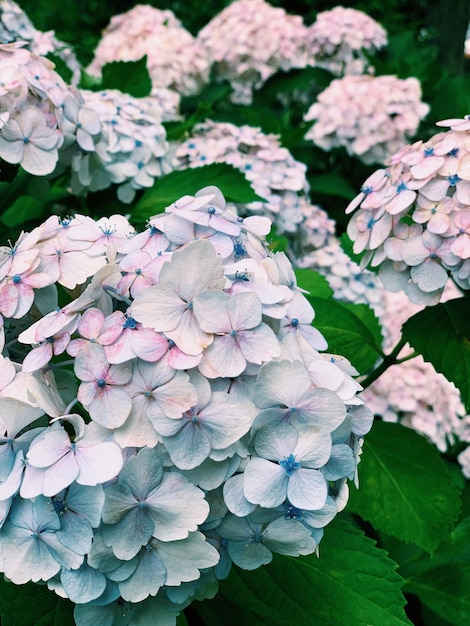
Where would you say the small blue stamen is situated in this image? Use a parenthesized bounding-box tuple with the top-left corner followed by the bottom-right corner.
(291, 318, 299, 327)
(96, 378, 106, 388)
(423, 146, 434, 157)
(279, 453, 301, 477)
(12, 274, 21, 284)
(447, 174, 461, 186)
(123, 317, 138, 329)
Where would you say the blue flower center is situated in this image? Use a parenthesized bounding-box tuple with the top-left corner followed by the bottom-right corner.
(423, 146, 434, 157)
(291, 318, 299, 327)
(279, 453, 301, 476)
(123, 316, 138, 329)
(12, 275, 21, 283)
(447, 174, 461, 186)
(96, 378, 106, 388)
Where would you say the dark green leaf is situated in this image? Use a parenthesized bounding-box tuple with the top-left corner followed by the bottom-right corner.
(1, 196, 47, 228)
(196, 516, 410, 626)
(295, 268, 334, 299)
(349, 422, 462, 553)
(163, 103, 213, 141)
(309, 173, 356, 200)
(131, 164, 264, 222)
(0, 578, 74, 626)
(402, 298, 470, 412)
(256, 66, 333, 99)
(341, 302, 384, 350)
(406, 563, 470, 626)
(307, 296, 383, 373)
(46, 53, 73, 83)
(100, 57, 152, 97)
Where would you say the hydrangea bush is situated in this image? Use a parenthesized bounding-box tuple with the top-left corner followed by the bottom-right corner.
(0, 2, 469, 625)
(69, 89, 173, 203)
(307, 6, 388, 77)
(0, 185, 372, 624)
(87, 4, 210, 97)
(346, 116, 470, 303)
(197, 0, 309, 104)
(304, 74, 430, 165)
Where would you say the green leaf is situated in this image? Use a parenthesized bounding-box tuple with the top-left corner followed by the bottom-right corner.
(131, 164, 264, 222)
(402, 298, 470, 412)
(0, 578, 74, 626)
(256, 66, 333, 99)
(406, 563, 470, 625)
(100, 57, 152, 97)
(348, 422, 462, 553)
(46, 53, 73, 83)
(0, 196, 47, 228)
(195, 517, 410, 626)
(309, 173, 357, 200)
(341, 302, 384, 350)
(295, 268, 334, 299)
(307, 296, 383, 373)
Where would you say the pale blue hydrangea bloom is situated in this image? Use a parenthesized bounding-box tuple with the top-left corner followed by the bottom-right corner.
(0, 495, 83, 584)
(217, 512, 317, 570)
(252, 359, 347, 432)
(101, 447, 210, 560)
(243, 421, 332, 510)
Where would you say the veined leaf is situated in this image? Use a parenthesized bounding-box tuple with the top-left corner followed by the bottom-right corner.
(349, 421, 462, 553)
(402, 298, 470, 412)
(195, 516, 411, 626)
(307, 296, 383, 373)
(295, 268, 334, 299)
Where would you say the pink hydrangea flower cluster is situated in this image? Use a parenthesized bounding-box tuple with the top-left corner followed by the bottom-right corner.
(307, 6, 387, 77)
(86, 4, 210, 97)
(174, 120, 335, 247)
(304, 74, 430, 165)
(0, 43, 100, 176)
(70, 89, 172, 203)
(346, 117, 470, 305)
(0, 187, 372, 623)
(197, 0, 309, 104)
(0, 0, 81, 84)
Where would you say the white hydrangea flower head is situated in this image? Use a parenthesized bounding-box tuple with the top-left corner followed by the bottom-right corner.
(0, 43, 99, 176)
(0, 0, 81, 84)
(86, 4, 210, 96)
(304, 74, 430, 165)
(307, 6, 387, 76)
(174, 119, 335, 246)
(0, 186, 373, 621)
(70, 88, 173, 203)
(346, 117, 470, 304)
(197, 0, 309, 104)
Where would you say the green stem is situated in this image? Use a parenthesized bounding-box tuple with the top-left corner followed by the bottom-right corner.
(361, 337, 414, 389)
